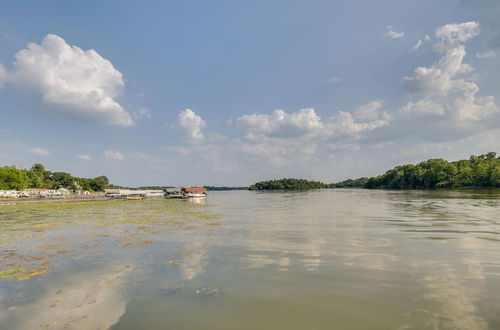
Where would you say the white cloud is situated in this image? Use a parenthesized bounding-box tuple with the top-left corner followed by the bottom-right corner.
(231, 106, 390, 169)
(398, 21, 498, 138)
(411, 35, 432, 52)
(400, 97, 445, 116)
(476, 50, 496, 58)
(353, 101, 391, 121)
(29, 147, 51, 156)
(411, 40, 423, 52)
(236, 108, 323, 138)
(434, 22, 480, 52)
(0, 63, 6, 87)
(103, 149, 124, 160)
(324, 111, 389, 137)
(133, 107, 152, 120)
(385, 25, 405, 39)
(8, 34, 133, 127)
(177, 109, 206, 142)
(404, 45, 473, 96)
(236, 107, 390, 141)
(77, 154, 92, 160)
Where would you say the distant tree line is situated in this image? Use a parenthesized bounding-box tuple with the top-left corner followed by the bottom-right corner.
(249, 153, 500, 191)
(364, 152, 500, 189)
(0, 163, 109, 191)
(249, 178, 328, 190)
(204, 186, 248, 191)
(329, 177, 368, 188)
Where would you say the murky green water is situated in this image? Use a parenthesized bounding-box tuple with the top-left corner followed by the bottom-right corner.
(0, 189, 499, 330)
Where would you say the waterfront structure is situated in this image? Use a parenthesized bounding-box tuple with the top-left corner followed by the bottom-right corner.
(0, 190, 29, 198)
(181, 187, 207, 198)
(104, 189, 163, 199)
(163, 188, 183, 198)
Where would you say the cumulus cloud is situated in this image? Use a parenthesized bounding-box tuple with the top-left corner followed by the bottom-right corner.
(236, 108, 323, 138)
(400, 97, 445, 116)
(434, 22, 480, 52)
(324, 111, 389, 138)
(231, 106, 390, 169)
(77, 154, 92, 160)
(353, 101, 391, 121)
(236, 107, 389, 141)
(404, 45, 473, 96)
(8, 34, 134, 126)
(398, 21, 498, 139)
(385, 25, 405, 39)
(177, 109, 206, 142)
(103, 149, 124, 160)
(29, 147, 51, 156)
(221, 101, 390, 169)
(133, 107, 152, 120)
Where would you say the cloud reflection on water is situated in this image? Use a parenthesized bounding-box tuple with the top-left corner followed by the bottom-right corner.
(3, 264, 132, 330)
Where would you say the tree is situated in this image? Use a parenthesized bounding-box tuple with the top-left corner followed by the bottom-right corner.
(90, 176, 109, 191)
(489, 166, 500, 187)
(1, 163, 114, 191)
(0, 166, 28, 190)
(50, 172, 76, 189)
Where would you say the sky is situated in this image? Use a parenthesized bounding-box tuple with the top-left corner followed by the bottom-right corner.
(0, 0, 499, 186)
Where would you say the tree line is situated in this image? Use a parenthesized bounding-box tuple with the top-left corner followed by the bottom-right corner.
(364, 152, 500, 189)
(0, 163, 109, 191)
(249, 178, 328, 190)
(248, 153, 499, 190)
(204, 186, 248, 191)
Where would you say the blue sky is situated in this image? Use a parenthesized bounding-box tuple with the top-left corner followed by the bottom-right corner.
(0, 0, 499, 186)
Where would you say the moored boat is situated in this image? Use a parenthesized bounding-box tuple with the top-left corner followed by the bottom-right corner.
(163, 187, 184, 198)
(181, 187, 207, 198)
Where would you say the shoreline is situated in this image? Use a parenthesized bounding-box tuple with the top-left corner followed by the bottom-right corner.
(0, 196, 116, 206)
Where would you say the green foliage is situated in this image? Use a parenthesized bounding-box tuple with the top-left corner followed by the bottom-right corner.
(90, 176, 109, 191)
(248, 178, 327, 190)
(25, 163, 52, 188)
(0, 166, 28, 190)
(0, 163, 110, 192)
(51, 172, 75, 189)
(364, 153, 500, 189)
(329, 177, 368, 188)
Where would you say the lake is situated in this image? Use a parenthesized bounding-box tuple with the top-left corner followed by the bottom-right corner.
(0, 189, 499, 330)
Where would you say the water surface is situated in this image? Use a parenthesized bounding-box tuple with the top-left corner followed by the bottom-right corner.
(0, 189, 499, 329)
